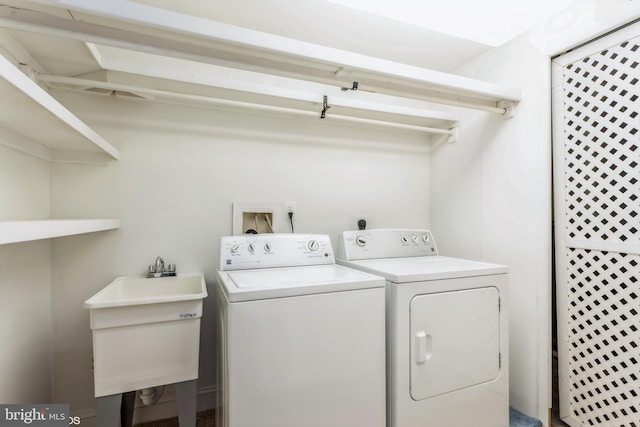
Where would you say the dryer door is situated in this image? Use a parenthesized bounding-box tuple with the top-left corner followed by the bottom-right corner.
(410, 286, 500, 400)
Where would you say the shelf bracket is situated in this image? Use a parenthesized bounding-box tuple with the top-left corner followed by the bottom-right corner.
(497, 100, 516, 119)
(447, 125, 459, 144)
(320, 95, 331, 119)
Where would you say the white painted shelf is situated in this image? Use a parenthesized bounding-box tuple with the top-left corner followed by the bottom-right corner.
(0, 1, 521, 115)
(0, 219, 120, 245)
(0, 53, 119, 164)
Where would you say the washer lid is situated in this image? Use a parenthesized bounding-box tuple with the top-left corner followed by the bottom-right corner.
(337, 256, 507, 283)
(217, 264, 384, 302)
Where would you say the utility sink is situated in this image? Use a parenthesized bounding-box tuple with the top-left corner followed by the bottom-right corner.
(84, 273, 207, 397)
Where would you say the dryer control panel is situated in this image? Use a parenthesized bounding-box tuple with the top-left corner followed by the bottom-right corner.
(337, 229, 438, 260)
(220, 234, 335, 270)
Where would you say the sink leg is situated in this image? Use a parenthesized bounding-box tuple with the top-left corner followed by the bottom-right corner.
(121, 391, 136, 427)
(175, 380, 197, 427)
(96, 393, 122, 427)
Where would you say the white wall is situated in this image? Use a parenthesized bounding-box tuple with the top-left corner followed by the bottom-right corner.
(431, 34, 553, 422)
(430, 3, 640, 424)
(4, 1, 638, 422)
(48, 90, 432, 420)
(0, 145, 52, 403)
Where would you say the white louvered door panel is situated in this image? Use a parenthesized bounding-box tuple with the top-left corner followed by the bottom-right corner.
(553, 22, 640, 427)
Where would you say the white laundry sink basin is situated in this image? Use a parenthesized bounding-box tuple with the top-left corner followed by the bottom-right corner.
(84, 273, 207, 397)
(85, 273, 207, 309)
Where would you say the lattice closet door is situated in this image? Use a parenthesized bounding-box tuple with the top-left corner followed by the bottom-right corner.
(552, 22, 640, 427)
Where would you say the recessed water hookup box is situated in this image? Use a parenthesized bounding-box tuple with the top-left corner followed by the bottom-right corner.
(232, 202, 281, 235)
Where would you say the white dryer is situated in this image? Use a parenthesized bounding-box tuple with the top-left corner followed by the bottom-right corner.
(337, 229, 509, 427)
(216, 234, 386, 427)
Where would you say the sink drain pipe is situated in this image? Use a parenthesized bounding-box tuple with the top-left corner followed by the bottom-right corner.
(139, 385, 165, 406)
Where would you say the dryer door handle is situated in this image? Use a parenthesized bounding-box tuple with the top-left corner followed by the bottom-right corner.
(415, 331, 432, 365)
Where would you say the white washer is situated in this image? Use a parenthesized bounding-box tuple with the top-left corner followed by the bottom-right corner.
(216, 234, 386, 427)
(337, 229, 509, 427)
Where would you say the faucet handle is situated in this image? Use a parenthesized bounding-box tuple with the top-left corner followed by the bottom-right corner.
(146, 265, 156, 278)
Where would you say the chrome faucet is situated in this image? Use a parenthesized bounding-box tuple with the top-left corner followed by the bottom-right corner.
(155, 256, 165, 274)
(147, 256, 176, 278)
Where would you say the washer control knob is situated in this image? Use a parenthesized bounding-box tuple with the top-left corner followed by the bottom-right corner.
(422, 234, 430, 244)
(248, 243, 255, 253)
(355, 236, 367, 247)
(231, 244, 240, 254)
(308, 239, 320, 252)
(401, 236, 409, 245)
(412, 235, 419, 244)
(264, 242, 272, 253)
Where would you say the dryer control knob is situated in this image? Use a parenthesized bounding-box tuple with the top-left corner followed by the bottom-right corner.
(308, 240, 320, 252)
(231, 244, 240, 254)
(264, 242, 273, 253)
(412, 235, 419, 244)
(401, 236, 409, 245)
(422, 234, 430, 244)
(248, 243, 255, 253)
(355, 236, 367, 247)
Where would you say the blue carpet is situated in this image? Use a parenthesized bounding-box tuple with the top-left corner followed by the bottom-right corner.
(510, 407, 542, 427)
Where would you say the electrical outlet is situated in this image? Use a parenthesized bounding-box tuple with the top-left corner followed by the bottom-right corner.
(284, 201, 296, 215)
(283, 201, 297, 233)
(353, 215, 369, 230)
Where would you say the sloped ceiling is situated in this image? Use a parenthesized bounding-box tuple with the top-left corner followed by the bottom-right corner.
(130, 0, 493, 73)
(2, 0, 496, 78)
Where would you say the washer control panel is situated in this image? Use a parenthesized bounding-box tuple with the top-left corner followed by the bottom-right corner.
(220, 234, 334, 270)
(337, 229, 438, 260)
